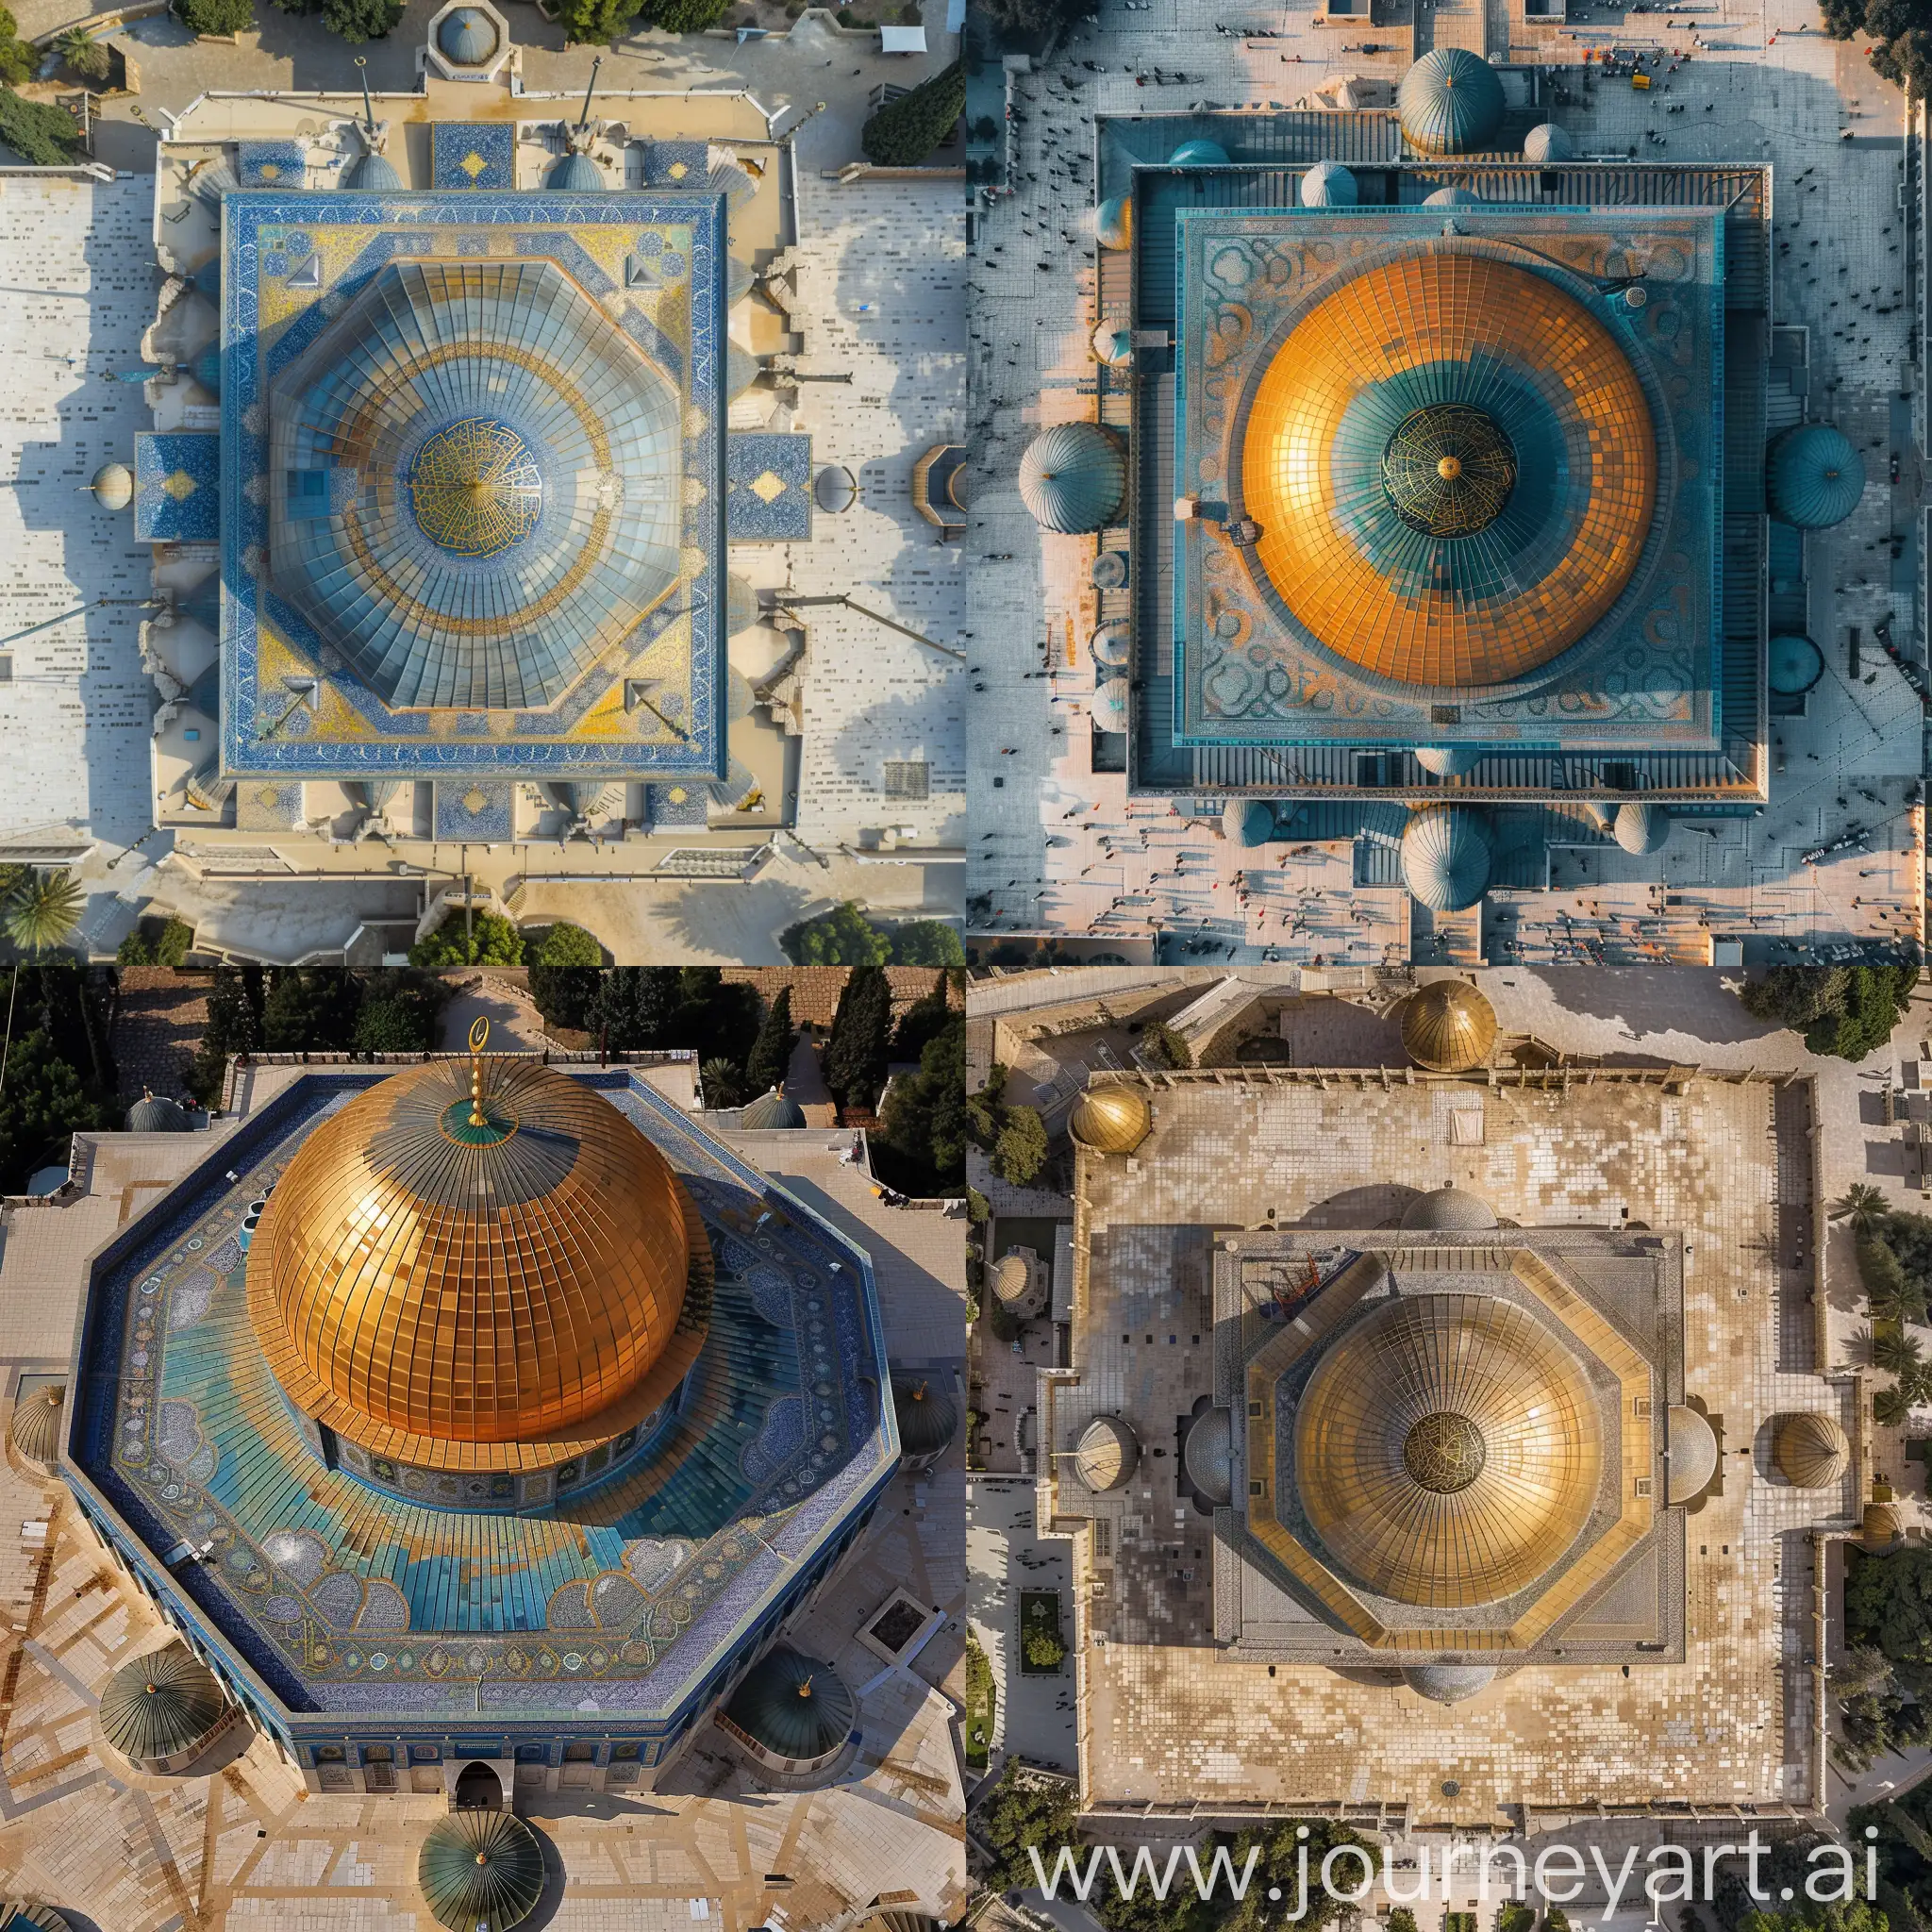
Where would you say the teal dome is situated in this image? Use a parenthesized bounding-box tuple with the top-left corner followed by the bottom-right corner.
(192, 345, 221, 396)
(1768, 425, 1866, 528)
(344, 150, 401, 190)
(418, 1810, 543, 1932)
(1018, 423, 1124, 533)
(1769, 633, 1824, 696)
(1094, 197, 1130, 249)
(547, 150, 605, 191)
(1415, 746, 1480, 776)
(1090, 676, 1129, 733)
(437, 5, 499, 62)
(126, 1091, 192, 1132)
(725, 1648, 857, 1762)
(1169, 139, 1229, 166)
(1400, 806, 1492, 910)
(1223, 799, 1275, 847)
(1398, 50, 1506, 155)
(1300, 159, 1357, 207)
(1423, 184, 1484, 206)
(740, 1086, 805, 1129)
(1613, 801, 1672, 855)
(99, 1642, 229, 1769)
(891, 1371, 958, 1461)
(1523, 122, 1574, 162)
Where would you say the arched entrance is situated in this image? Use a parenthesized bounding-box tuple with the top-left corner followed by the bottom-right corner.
(453, 1760, 503, 1809)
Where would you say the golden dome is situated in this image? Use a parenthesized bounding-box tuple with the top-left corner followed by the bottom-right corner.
(1774, 1410, 1850, 1488)
(1294, 1292, 1602, 1607)
(1863, 1500, 1905, 1552)
(1070, 1083, 1152, 1155)
(1074, 1414, 1139, 1491)
(1400, 979, 1497, 1073)
(1241, 249, 1657, 690)
(247, 1058, 703, 1466)
(9, 1384, 63, 1472)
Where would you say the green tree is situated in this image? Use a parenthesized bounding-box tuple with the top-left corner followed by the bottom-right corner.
(874, 1015, 967, 1195)
(824, 966, 892, 1110)
(408, 909, 524, 968)
(351, 973, 446, 1054)
(743, 984, 796, 1096)
(991, 1104, 1047, 1187)
(0, 8, 31, 85)
(860, 60, 964, 166)
(261, 967, 367, 1051)
(891, 969, 955, 1060)
(556, 0, 641, 41)
(154, 918, 193, 968)
(890, 921, 965, 968)
(639, 0, 729, 26)
(117, 929, 153, 967)
(1860, 1230, 1927, 1324)
(1740, 966, 1852, 1030)
(56, 26, 108, 78)
(1390, 1913, 1424, 1932)
(1877, 1384, 1912, 1427)
(1839, 1183, 1892, 1231)
(1847, 1541, 1932, 1670)
(973, 1762, 1077, 1893)
(6, 871, 84, 956)
(179, 0, 256, 31)
(1141, 1022, 1192, 1071)
(526, 923, 606, 1033)
(700, 1057, 742, 1108)
(782, 901, 892, 967)
(319, 0, 404, 39)
(0, 1027, 111, 1191)
(1022, 1625, 1065, 1670)
(1876, 1329, 1927, 1380)
(1494, 1909, 1531, 1932)
(0, 89, 79, 163)
(588, 967, 683, 1049)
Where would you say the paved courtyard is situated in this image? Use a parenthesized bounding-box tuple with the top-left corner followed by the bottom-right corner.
(965, 0, 1928, 962)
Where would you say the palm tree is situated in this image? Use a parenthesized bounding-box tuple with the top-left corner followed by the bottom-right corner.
(1874, 1328, 1926, 1380)
(699, 1057, 741, 1109)
(1875, 1383, 1911, 1427)
(1835, 1183, 1890, 1232)
(5, 870, 83, 957)
(56, 27, 108, 79)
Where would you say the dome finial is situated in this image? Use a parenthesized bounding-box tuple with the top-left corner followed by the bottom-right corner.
(468, 1015, 491, 1127)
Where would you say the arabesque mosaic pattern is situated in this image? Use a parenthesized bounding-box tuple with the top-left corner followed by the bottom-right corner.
(67, 1071, 895, 1724)
(1172, 206, 1724, 753)
(219, 190, 727, 781)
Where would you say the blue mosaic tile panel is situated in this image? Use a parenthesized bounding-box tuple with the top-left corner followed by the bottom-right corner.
(636, 141, 708, 188)
(432, 779, 514, 841)
(233, 780, 306, 832)
(431, 122, 516, 190)
(725, 432, 812, 542)
(238, 141, 307, 189)
(134, 432, 220, 544)
(645, 782, 709, 828)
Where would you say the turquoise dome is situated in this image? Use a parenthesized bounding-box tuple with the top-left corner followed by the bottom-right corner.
(1400, 807, 1492, 910)
(1300, 159, 1357, 207)
(1168, 139, 1229, 166)
(1613, 801, 1672, 855)
(1769, 633, 1824, 696)
(1223, 799, 1275, 847)
(1090, 676, 1129, 733)
(437, 5, 499, 62)
(1523, 122, 1574, 162)
(725, 1649, 856, 1762)
(1094, 196, 1130, 250)
(1018, 423, 1124, 533)
(547, 150, 606, 191)
(344, 150, 401, 190)
(1768, 425, 1866, 528)
(1398, 50, 1506, 155)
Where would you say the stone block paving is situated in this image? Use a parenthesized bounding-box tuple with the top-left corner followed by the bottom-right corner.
(967, 0, 1926, 962)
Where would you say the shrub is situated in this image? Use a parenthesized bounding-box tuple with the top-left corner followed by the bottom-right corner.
(859, 59, 962, 166)
(0, 89, 80, 169)
(0, 8, 33, 83)
(57, 27, 109, 78)
(781, 900, 891, 966)
(318, 0, 403, 38)
(180, 0, 257, 31)
(154, 917, 192, 967)
(1022, 1625, 1065, 1670)
(408, 908, 524, 968)
(640, 0, 729, 26)
(116, 929, 152, 967)
(1141, 1021, 1192, 1070)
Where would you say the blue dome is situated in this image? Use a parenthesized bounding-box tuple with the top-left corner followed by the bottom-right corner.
(192, 345, 221, 396)
(1168, 139, 1229, 166)
(1423, 184, 1484, 206)
(1522, 122, 1574, 162)
(1613, 801, 1672, 856)
(344, 149, 401, 190)
(126, 1093, 192, 1133)
(271, 258, 682, 710)
(1398, 49, 1506, 155)
(437, 5, 498, 62)
(547, 150, 606, 192)
(1090, 676, 1129, 733)
(1768, 425, 1866, 529)
(1094, 196, 1131, 250)
(1223, 799, 1275, 847)
(740, 1087, 806, 1130)
(1400, 807, 1492, 911)
(1018, 423, 1124, 534)
(1300, 159, 1357, 207)
(1769, 633, 1825, 696)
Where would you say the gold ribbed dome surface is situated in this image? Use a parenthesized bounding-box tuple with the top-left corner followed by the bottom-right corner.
(1294, 1292, 1603, 1607)
(1070, 1084, 1152, 1155)
(8, 1384, 62, 1471)
(1774, 1410, 1850, 1488)
(1241, 250, 1657, 689)
(247, 1058, 697, 1456)
(1400, 980, 1498, 1073)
